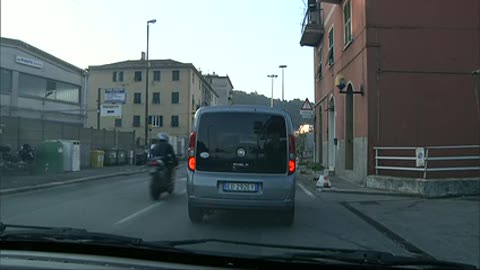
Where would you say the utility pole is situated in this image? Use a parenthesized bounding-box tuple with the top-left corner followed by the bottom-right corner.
(97, 88, 101, 129)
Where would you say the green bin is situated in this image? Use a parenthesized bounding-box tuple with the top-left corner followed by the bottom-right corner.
(90, 150, 104, 168)
(35, 140, 64, 173)
(103, 149, 117, 166)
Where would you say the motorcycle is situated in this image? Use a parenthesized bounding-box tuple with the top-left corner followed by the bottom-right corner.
(147, 156, 175, 200)
(0, 144, 36, 173)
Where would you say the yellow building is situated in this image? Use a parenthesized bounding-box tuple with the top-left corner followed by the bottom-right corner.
(86, 59, 218, 155)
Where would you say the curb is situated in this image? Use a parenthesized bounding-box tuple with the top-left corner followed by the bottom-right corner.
(316, 187, 419, 197)
(298, 177, 416, 197)
(0, 169, 148, 196)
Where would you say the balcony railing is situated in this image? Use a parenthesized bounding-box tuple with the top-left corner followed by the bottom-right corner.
(300, 8, 324, 47)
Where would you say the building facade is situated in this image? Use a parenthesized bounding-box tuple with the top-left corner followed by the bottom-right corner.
(86, 59, 218, 155)
(0, 37, 86, 125)
(301, 0, 480, 183)
(204, 73, 234, 105)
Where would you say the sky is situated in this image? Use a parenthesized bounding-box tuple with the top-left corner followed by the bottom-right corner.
(1, 0, 314, 101)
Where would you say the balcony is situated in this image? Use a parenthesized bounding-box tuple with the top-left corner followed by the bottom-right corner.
(300, 8, 324, 47)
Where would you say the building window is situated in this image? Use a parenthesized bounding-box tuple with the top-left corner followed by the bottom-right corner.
(172, 70, 180, 81)
(149, 115, 163, 127)
(134, 71, 142, 81)
(114, 118, 122, 127)
(18, 73, 79, 103)
(171, 115, 179, 127)
(112, 71, 124, 82)
(134, 92, 142, 104)
(328, 26, 335, 66)
(344, 0, 353, 45)
(172, 92, 179, 104)
(133, 115, 141, 127)
(152, 92, 160, 104)
(1, 68, 12, 92)
(153, 70, 161, 81)
(317, 46, 323, 80)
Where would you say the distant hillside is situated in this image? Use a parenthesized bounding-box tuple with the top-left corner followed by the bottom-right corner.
(231, 90, 313, 129)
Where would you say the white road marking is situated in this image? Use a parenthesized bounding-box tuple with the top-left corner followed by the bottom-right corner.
(114, 202, 162, 225)
(177, 189, 186, 195)
(176, 177, 187, 182)
(297, 183, 315, 199)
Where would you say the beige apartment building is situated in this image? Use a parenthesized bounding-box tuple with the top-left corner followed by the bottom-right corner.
(86, 59, 218, 155)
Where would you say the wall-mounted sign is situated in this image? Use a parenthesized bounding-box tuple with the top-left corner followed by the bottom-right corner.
(416, 148, 425, 167)
(105, 88, 126, 104)
(100, 104, 122, 117)
(16, 55, 44, 69)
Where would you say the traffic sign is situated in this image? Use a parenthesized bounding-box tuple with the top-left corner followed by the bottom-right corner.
(300, 98, 314, 118)
(300, 98, 313, 110)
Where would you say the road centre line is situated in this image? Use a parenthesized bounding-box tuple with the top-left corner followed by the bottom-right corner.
(297, 182, 315, 198)
(114, 202, 162, 225)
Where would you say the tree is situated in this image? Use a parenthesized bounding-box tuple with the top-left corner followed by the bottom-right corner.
(231, 90, 313, 129)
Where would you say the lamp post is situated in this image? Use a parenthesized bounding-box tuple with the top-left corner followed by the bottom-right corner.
(279, 65, 287, 105)
(267, 74, 278, 108)
(42, 90, 54, 120)
(145, 19, 156, 148)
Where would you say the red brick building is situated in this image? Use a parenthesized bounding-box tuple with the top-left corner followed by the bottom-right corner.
(300, 0, 480, 185)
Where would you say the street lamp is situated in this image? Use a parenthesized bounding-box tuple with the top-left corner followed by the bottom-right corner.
(279, 65, 287, 105)
(42, 90, 55, 120)
(145, 19, 156, 148)
(267, 74, 278, 108)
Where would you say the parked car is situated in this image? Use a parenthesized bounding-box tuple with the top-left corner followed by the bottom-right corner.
(135, 147, 148, 165)
(186, 106, 297, 225)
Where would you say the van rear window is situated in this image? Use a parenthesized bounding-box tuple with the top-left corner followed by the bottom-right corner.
(196, 112, 287, 173)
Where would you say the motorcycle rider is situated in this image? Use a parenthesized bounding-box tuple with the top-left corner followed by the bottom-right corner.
(149, 133, 178, 181)
(19, 144, 34, 163)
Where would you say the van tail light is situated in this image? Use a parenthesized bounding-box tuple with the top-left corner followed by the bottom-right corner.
(288, 135, 296, 175)
(188, 132, 196, 171)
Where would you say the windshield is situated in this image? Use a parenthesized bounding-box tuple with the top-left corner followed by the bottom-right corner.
(196, 112, 288, 173)
(0, 0, 479, 268)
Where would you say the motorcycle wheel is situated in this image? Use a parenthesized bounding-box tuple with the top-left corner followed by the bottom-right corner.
(149, 178, 161, 201)
(167, 181, 174, 194)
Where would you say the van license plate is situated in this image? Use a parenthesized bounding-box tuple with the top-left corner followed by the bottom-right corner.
(223, 183, 258, 192)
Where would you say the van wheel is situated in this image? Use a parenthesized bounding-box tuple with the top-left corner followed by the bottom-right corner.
(188, 203, 204, 223)
(280, 207, 294, 226)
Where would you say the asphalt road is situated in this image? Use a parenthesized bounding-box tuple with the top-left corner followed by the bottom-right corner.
(1, 164, 478, 267)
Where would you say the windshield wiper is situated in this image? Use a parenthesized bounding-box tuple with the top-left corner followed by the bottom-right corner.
(0, 223, 146, 245)
(0, 223, 189, 253)
(154, 238, 477, 269)
(264, 251, 477, 269)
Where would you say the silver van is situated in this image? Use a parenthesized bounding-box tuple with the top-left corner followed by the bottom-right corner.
(186, 106, 297, 225)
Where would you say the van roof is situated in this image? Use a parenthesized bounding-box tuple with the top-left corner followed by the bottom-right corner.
(196, 105, 291, 117)
(194, 105, 294, 131)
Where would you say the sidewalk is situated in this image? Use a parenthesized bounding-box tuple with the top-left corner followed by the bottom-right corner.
(0, 165, 147, 195)
(297, 166, 414, 196)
